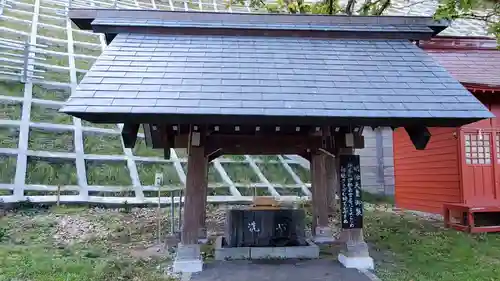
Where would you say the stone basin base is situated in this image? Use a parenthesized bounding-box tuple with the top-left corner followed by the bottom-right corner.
(214, 236, 320, 261)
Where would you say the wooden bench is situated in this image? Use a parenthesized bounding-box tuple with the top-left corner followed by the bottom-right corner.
(443, 203, 500, 233)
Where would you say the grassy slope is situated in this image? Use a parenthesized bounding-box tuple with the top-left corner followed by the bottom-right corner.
(0, 206, 175, 281)
(365, 210, 500, 281)
(1, 205, 500, 281)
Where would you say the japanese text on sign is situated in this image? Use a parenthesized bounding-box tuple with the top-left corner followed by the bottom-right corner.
(340, 154, 363, 229)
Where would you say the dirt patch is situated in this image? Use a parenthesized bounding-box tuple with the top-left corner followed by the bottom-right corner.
(53, 215, 108, 244)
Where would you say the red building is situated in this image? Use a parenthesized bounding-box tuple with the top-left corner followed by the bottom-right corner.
(393, 36, 500, 232)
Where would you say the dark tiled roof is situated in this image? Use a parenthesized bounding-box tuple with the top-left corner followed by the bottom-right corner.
(91, 17, 434, 33)
(70, 9, 449, 34)
(61, 33, 493, 125)
(420, 37, 500, 89)
(427, 50, 500, 89)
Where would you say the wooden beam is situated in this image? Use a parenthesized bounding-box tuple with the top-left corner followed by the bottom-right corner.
(181, 135, 208, 245)
(207, 148, 223, 162)
(204, 135, 331, 155)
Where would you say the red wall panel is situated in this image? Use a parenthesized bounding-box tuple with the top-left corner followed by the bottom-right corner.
(394, 128, 461, 214)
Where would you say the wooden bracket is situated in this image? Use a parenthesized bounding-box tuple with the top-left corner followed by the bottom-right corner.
(405, 126, 431, 150)
(121, 123, 139, 148)
(207, 148, 223, 162)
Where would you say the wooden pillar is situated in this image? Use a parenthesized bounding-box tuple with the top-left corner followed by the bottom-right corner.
(311, 151, 331, 240)
(182, 144, 207, 245)
(326, 155, 339, 216)
(337, 146, 373, 269)
(199, 158, 208, 241)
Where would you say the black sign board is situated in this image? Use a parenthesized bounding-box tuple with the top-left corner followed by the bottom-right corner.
(339, 154, 363, 229)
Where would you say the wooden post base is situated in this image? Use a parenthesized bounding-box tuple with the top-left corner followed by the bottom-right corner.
(312, 226, 336, 244)
(338, 229, 374, 270)
(173, 243, 203, 273)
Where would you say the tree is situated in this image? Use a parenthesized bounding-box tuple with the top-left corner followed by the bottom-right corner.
(230, 0, 500, 47)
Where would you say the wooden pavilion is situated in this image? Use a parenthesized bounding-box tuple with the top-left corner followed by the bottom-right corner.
(62, 9, 493, 272)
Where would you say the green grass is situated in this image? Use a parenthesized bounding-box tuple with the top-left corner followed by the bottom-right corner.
(0, 30, 29, 43)
(39, 52, 70, 68)
(81, 120, 117, 130)
(28, 129, 74, 152)
(365, 210, 500, 281)
(0, 126, 19, 148)
(221, 163, 260, 184)
(208, 187, 232, 196)
(363, 191, 395, 205)
(83, 133, 124, 155)
(74, 44, 101, 57)
(132, 138, 164, 158)
(223, 155, 245, 161)
(30, 104, 72, 124)
(32, 84, 71, 102)
(181, 162, 224, 183)
(0, 80, 24, 97)
(75, 57, 96, 70)
(36, 66, 70, 83)
(257, 163, 295, 184)
(253, 155, 279, 162)
(288, 163, 310, 183)
(38, 38, 67, 54)
(0, 154, 16, 183)
(136, 162, 181, 186)
(26, 156, 78, 185)
(73, 31, 101, 44)
(38, 14, 65, 26)
(37, 25, 67, 40)
(0, 208, 174, 281)
(3, 9, 33, 21)
(274, 187, 305, 196)
(85, 160, 132, 186)
(0, 101, 22, 120)
(237, 186, 271, 196)
(77, 71, 86, 83)
(0, 17, 31, 33)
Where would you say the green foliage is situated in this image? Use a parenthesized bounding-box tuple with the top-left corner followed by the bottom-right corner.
(231, 0, 500, 44)
(434, 0, 499, 46)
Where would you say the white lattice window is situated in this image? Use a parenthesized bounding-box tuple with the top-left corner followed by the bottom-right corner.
(465, 133, 491, 165)
(496, 134, 500, 163)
